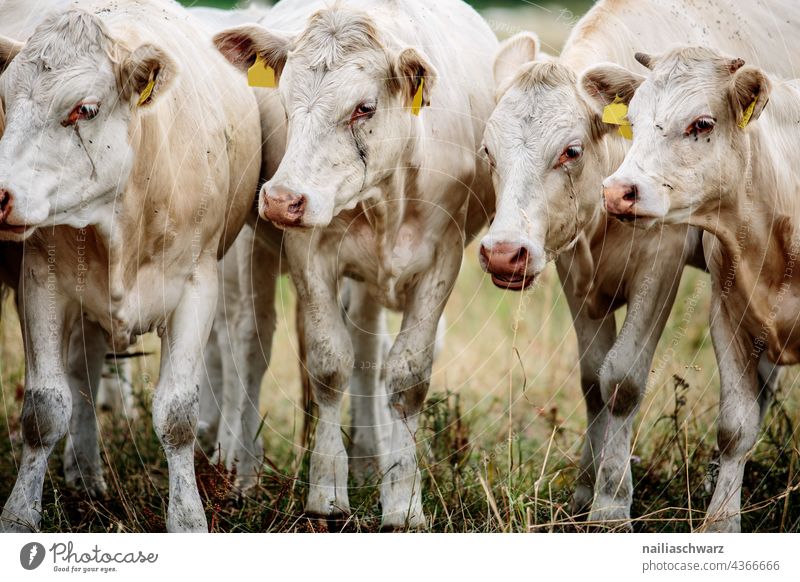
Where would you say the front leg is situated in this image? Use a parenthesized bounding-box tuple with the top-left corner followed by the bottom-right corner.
(380, 239, 462, 530)
(63, 318, 108, 498)
(228, 225, 279, 491)
(344, 280, 391, 485)
(1, 258, 75, 532)
(591, 259, 686, 528)
(153, 258, 218, 532)
(702, 292, 761, 533)
(555, 255, 616, 517)
(197, 316, 225, 454)
(287, 235, 353, 518)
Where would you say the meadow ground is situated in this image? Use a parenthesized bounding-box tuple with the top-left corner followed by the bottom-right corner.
(2, 244, 799, 533)
(1, 2, 799, 533)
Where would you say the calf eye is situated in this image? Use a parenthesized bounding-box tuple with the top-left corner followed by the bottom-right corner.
(685, 115, 716, 136)
(62, 101, 100, 127)
(350, 102, 376, 124)
(557, 142, 583, 167)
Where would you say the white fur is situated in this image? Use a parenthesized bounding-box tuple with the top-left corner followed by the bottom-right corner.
(215, 0, 495, 528)
(481, 0, 800, 529)
(0, 0, 261, 532)
(598, 48, 800, 531)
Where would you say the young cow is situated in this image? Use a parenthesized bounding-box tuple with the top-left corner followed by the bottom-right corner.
(480, 0, 800, 528)
(591, 47, 800, 531)
(0, 0, 261, 532)
(0, 0, 143, 494)
(214, 0, 497, 528)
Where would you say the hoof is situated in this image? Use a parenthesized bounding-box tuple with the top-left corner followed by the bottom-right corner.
(380, 508, 427, 531)
(304, 511, 351, 532)
(233, 473, 259, 496)
(701, 514, 740, 533)
(0, 508, 39, 533)
(64, 461, 109, 499)
(588, 501, 633, 532)
(570, 484, 593, 519)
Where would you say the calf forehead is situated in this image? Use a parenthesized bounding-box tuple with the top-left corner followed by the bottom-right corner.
(489, 83, 585, 157)
(293, 6, 383, 70)
(23, 9, 113, 68)
(286, 57, 377, 109)
(633, 59, 730, 121)
(5, 11, 115, 106)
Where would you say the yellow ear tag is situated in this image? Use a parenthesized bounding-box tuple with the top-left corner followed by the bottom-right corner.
(602, 95, 633, 140)
(411, 77, 424, 116)
(617, 124, 633, 140)
(138, 78, 155, 107)
(738, 96, 758, 129)
(247, 55, 276, 88)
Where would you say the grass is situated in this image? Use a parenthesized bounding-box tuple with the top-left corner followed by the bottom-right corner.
(2, 250, 799, 533)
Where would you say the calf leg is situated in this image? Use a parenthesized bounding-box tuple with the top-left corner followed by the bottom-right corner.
(227, 226, 279, 491)
(591, 264, 685, 528)
(63, 319, 108, 497)
(206, 250, 240, 462)
(557, 255, 616, 516)
(197, 322, 224, 454)
(96, 356, 136, 419)
(1, 263, 74, 532)
(301, 280, 354, 517)
(380, 241, 461, 530)
(345, 281, 391, 485)
(703, 295, 761, 533)
(756, 354, 780, 423)
(152, 259, 218, 532)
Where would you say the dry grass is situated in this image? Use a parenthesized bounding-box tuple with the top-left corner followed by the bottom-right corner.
(2, 248, 799, 533)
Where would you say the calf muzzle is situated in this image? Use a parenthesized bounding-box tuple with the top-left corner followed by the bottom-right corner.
(603, 181, 638, 219)
(0, 188, 25, 235)
(480, 242, 536, 291)
(260, 185, 306, 228)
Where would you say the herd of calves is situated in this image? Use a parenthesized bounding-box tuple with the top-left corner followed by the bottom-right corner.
(0, 0, 798, 533)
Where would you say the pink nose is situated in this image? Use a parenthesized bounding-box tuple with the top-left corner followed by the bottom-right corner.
(603, 181, 638, 217)
(260, 185, 306, 227)
(0, 188, 12, 223)
(479, 243, 534, 291)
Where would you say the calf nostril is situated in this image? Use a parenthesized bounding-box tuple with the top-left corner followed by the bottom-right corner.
(288, 196, 305, 215)
(622, 185, 638, 202)
(0, 189, 10, 211)
(511, 247, 528, 266)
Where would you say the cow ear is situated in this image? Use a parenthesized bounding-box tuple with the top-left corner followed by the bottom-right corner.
(493, 32, 539, 90)
(729, 65, 770, 128)
(580, 63, 644, 112)
(214, 24, 292, 82)
(394, 47, 437, 112)
(0, 35, 24, 75)
(119, 44, 176, 108)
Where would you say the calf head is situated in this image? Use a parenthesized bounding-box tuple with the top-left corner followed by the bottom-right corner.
(0, 9, 175, 241)
(583, 47, 770, 225)
(214, 5, 436, 229)
(479, 33, 613, 291)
